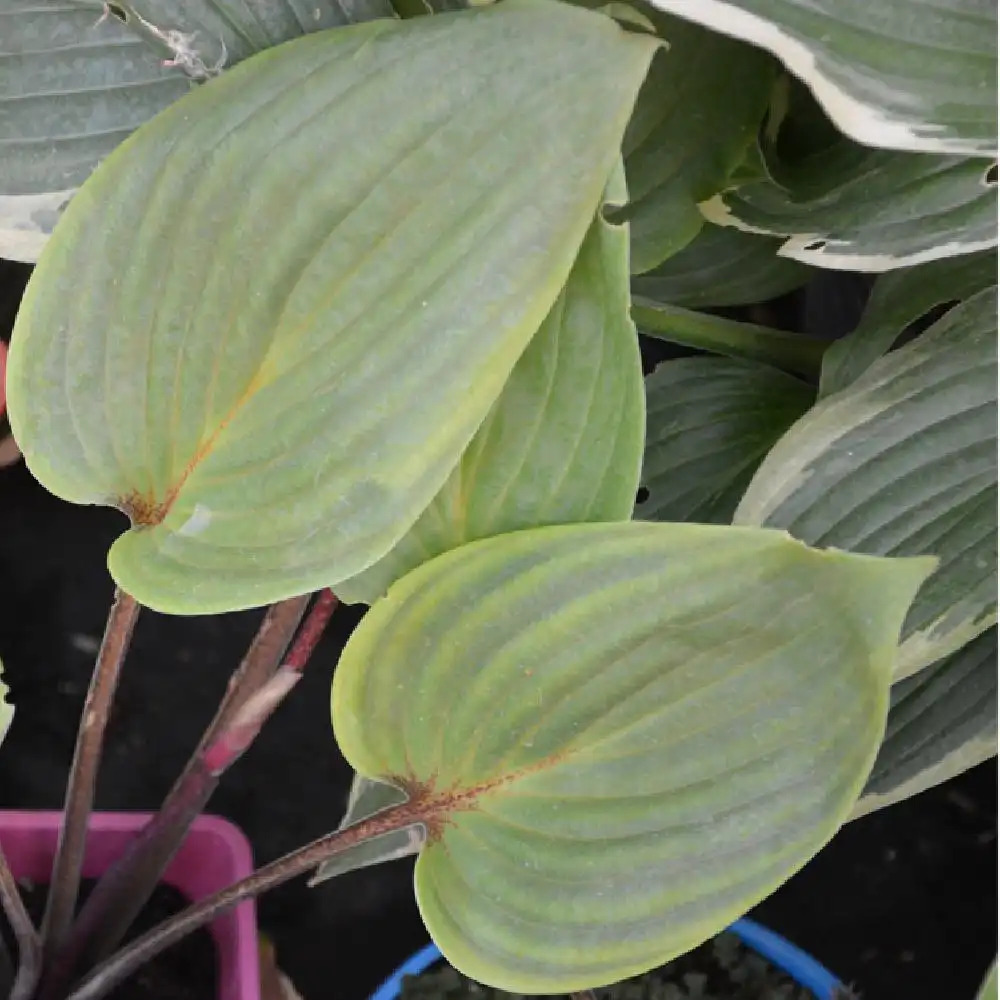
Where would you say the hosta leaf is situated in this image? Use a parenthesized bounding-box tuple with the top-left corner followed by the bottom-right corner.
(632, 299, 826, 378)
(0, 658, 11, 748)
(336, 166, 643, 605)
(331, 521, 934, 993)
(702, 145, 998, 272)
(636, 357, 813, 524)
(631, 225, 808, 308)
(102, 0, 395, 70)
(0, 0, 393, 263)
(735, 288, 998, 680)
(819, 250, 998, 397)
(0, 1, 189, 262)
(620, 5, 776, 273)
(645, 0, 997, 157)
(853, 628, 997, 819)
(7, 1, 658, 615)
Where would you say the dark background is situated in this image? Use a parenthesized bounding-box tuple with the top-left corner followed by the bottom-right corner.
(0, 259, 996, 1000)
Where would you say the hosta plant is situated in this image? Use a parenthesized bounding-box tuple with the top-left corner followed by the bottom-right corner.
(0, 0, 995, 998)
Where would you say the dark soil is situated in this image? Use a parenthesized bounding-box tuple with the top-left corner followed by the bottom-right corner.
(0, 260, 996, 1000)
(401, 932, 818, 999)
(1, 881, 216, 1000)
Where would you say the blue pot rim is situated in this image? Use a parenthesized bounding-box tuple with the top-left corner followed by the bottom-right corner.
(367, 918, 843, 1000)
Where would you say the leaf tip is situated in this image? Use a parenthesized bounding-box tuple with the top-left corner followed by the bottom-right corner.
(811, 547, 939, 657)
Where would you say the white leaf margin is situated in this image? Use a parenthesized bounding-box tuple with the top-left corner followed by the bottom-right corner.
(646, 0, 997, 157)
(699, 194, 998, 273)
(0, 190, 76, 265)
(852, 731, 996, 820)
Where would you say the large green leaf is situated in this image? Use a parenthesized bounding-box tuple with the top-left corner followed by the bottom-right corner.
(331, 521, 934, 993)
(637, 357, 813, 524)
(702, 145, 998, 272)
(853, 628, 997, 819)
(631, 225, 808, 308)
(336, 166, 643, 605)
(0, 0, 393, 263)
(819, 250, 998, 397)
(7, 2, 658, 615)
(735, 288, 998, 680)
(620, 5, 776, 273)
(644, 0, 997, 156)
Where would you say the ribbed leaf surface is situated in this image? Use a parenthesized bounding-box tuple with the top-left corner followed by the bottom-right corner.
(332, 521, 933, 992)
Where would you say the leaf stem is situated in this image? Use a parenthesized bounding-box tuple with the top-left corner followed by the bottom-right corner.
(0, 843, 41, 1000)
(284, 590, 339, 674)
(201, 589, 337, 774)
(632, 298, 826, 379)
(41, 589, 140, 957)
(59, 594, 317, 976)
(64, 799, 423, 1000)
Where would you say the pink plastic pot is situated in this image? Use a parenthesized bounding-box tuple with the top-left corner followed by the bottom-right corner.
(0, 811, 260, 1000)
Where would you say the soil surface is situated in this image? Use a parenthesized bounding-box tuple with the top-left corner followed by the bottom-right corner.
(401, 931, 818, 999)
(0, 260, 995, 1000)
(1, 881, 216, 1000)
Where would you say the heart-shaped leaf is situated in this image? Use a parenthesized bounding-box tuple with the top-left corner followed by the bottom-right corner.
(819, 250, 998, 397)
(853, 628, 997, 819)
(331, 521, 933, 993)
(636, 357, 814, 524)
(336, 165, 643, 605)
(702, 144, 998, 272)
(735, 288, 998, 680)
(631, 225, 808, 308)
(7, 1, 658, 614)
(645, 0, 997, 156)
(620, 4, 776, 273)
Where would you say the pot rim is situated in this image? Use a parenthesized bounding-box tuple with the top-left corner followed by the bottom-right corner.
(365, 918, 844, 1000)
(0, 809, 260, 1000)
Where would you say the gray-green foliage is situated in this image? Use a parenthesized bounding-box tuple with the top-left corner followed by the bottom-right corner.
(1, 0, 996, 995)
(735, 289, 997, 681)
(637, 357, 813, 524)
(854, 628, 998, 818)
(645, 0, 997, 156)
(0, 0, 396, 261)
